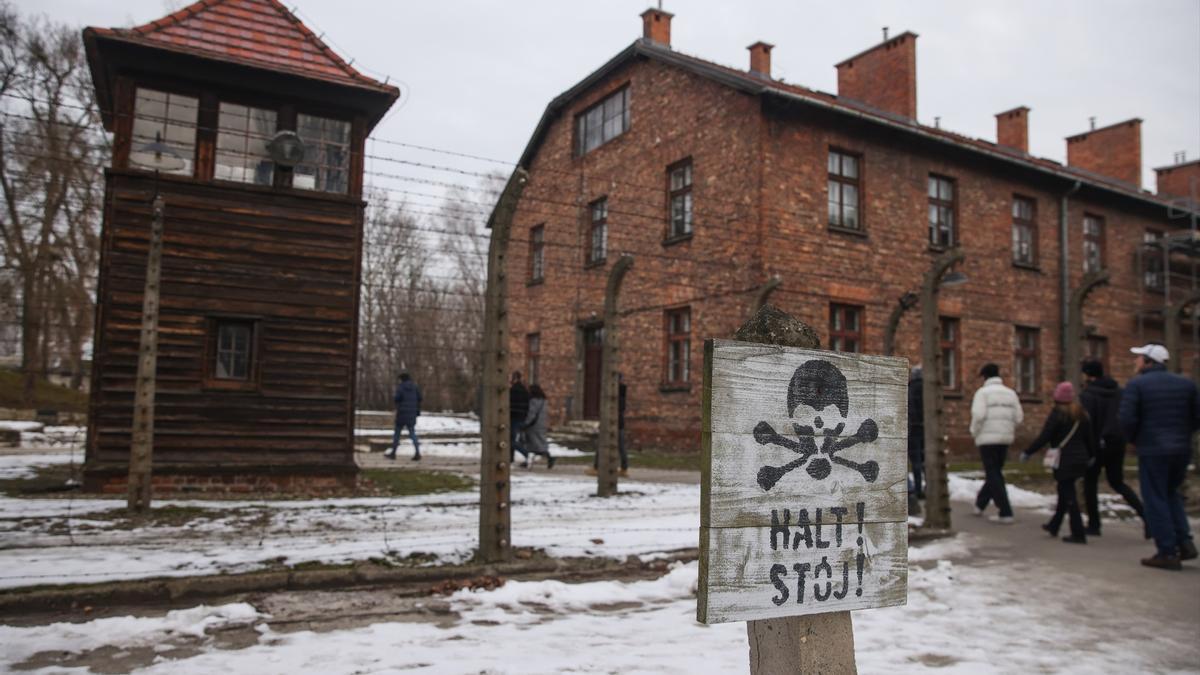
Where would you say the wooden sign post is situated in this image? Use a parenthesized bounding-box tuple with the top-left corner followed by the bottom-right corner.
(698, 306, 908, 674)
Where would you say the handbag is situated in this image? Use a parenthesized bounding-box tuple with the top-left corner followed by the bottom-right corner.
(1044, 421, 1080, 470)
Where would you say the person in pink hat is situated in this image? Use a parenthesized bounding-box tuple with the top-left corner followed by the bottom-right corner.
(1020, 381, 1097, 544)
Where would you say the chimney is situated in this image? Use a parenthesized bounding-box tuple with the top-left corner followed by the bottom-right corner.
(1066, 118, 1142, 188)
(748, 42, 773, 78)
(1155, 157, 1200, 200)
(995, 107, 1030, 153)
(641, 8, 673, 47)
(835, 31, 918, 120)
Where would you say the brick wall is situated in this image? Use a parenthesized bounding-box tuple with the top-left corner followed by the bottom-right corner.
(506, 54, 1192, 458)
(86, 469, 355, 495)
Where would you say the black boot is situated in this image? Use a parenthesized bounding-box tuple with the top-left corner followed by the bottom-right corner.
(1180, 539, 1198, 561)
(1061, 535, 1087, 545)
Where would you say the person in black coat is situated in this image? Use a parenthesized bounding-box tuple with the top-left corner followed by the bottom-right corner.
(1021, 381, 1097, 544)
(907, 366, 925, 499)
(509, 371, 530, 463)
(1079, 358, 1145, 536)
(387, 372, 422, 461)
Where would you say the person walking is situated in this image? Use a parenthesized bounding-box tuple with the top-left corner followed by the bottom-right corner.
(509, 371, 531, 465)
(1079, 358, 1146, 537)
(969, 363, 1023, 524)
(386, 372, 422, 461)
(1021, 382, 1096, 544)
(907, 365, 925, 500)
(1118, 344, 1200, 570)
(522, 384, 556, 469)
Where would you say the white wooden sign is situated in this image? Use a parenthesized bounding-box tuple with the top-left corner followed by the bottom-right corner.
(697, 339, 909, 624)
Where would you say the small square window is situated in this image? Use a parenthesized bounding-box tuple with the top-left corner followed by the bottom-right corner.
(211, 320, 255, 381)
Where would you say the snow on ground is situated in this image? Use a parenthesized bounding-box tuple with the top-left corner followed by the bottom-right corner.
(354, 413, 480, 435)
(0, 603, 264, 666)
(1, 545, 1188, 674)
(0, 463, 696, 589)
(0, 449, 81, 480)
(377, 438, 590, 459)
(0, 421, 44, 432)
(948, 472, 1138, 516)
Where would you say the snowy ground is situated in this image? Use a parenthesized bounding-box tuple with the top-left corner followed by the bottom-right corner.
(354, 414, 481, 436)
(0, 450, 689, 589)
(2, 544, 1195, 674)
(0, 450, 1143, 592)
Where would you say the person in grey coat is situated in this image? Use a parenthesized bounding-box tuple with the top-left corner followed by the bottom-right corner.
(521, 384, 555, 469)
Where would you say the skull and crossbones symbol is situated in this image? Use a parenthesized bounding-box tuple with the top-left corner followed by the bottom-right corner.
(754, 359, 880, 491)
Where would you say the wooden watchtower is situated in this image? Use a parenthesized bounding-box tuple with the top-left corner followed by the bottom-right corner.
(82, 0, 398, 492)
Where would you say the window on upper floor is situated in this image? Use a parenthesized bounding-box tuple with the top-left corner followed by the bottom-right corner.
(1014, 326, 1039, 397)
(1143, 229, 1165, 292)
(940, 317, 961, 392)
(529, 224, 545, 283)
(526, 333, 541, 386)
(928, 175, 956, 248)
(667, 159, 693, 239)
(664, 307, 691, 385)
(131, 88, 198, 177)
(829, 303, 863, 353)
(215, 102, 277, 186)
(576, 88, 629, 156)
(1082, 214, 1105, 273)
(828, 150, 862, 231)
(294, 113, 351, 194)
(1085, 335, 1108, 376)
(588, 198, 608, 265)
(1012, 196, 1037, 266)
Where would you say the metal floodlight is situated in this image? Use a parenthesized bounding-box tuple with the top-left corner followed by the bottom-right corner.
(130, 132, 186, 173)
(940, 270, 968, 288)
(267, 130, 306, 168)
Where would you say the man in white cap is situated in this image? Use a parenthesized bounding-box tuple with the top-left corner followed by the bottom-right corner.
(1119, 344, 1200, 570)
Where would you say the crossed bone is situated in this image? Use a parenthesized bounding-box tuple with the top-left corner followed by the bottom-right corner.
(753, 418, 880, 491)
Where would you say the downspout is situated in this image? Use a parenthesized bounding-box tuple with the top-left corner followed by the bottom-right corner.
(1059, 181, 1081, 380)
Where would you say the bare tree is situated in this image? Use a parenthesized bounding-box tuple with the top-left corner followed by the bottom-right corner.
(0, 3, 106, 401)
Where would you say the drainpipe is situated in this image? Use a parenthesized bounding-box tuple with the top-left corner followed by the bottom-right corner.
(1059, 181, 1082, 380)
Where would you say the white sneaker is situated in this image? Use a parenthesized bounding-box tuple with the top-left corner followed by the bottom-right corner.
(988, 515, 1015, 525)
(973, 507, 984, 517)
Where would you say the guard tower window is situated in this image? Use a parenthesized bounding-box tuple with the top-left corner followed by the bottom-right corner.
(216, 103, 277, 186)
(295, 114, 351, 194)
(131, 88, 197, 176)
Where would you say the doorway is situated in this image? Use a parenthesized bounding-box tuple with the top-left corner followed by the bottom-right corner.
(582, 325, 604, 420)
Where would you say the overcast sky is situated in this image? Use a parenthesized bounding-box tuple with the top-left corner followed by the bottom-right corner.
(20, 0, 1200, 192)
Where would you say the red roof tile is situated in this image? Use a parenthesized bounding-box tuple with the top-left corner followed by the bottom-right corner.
(89, 0, 395, 95)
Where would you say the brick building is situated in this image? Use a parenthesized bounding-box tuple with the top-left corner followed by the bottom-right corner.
(505, 9, 1200, 454)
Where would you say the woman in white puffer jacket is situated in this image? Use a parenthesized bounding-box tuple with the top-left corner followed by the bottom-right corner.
(969, 363, 1024, 522)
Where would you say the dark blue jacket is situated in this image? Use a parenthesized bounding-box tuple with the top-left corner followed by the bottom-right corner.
(1118, 363, 1200, 457)
(394, 380, 422, 425)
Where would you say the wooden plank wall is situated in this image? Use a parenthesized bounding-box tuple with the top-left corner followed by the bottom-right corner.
(87, 171, 362, 471)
